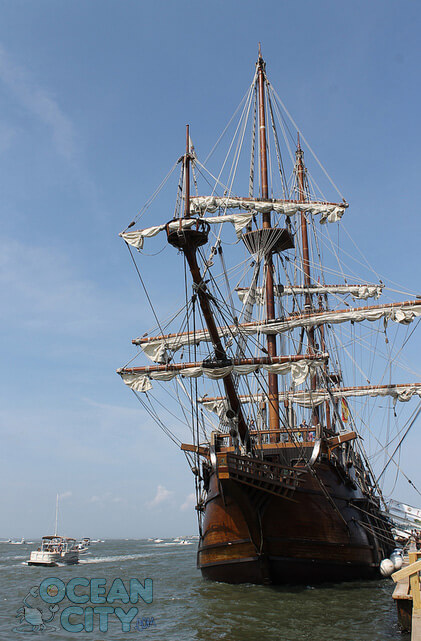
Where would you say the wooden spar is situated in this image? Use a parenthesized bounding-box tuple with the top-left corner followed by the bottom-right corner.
(189, 195, 348, 207)
(185, 125, 190, 218)
(198, 382, 421, 404)
(235, 282, 380, 296)
(282, 298, 419, 316)
(133, 299, 420, 345)
(296, 135, 319, 426)
(257, 50, 280, 434)
(120, 353, 327, 375)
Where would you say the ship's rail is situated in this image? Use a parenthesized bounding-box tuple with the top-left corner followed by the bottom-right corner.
(217, 452, 305, 499)
(218, 427, 318, 445)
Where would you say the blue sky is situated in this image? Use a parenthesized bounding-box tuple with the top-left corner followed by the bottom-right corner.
(0, 0, 420, 539)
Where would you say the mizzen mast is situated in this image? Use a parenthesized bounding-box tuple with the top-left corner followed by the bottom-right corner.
(295, 135, 320, 427)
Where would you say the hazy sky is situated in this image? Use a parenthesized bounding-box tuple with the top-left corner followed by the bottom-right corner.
(0, 0, 420, 539)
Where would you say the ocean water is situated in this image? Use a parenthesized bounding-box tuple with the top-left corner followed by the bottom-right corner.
(0, 539, 410, 641)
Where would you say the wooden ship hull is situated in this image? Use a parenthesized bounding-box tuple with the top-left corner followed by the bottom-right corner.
(198, 449, 395, 584)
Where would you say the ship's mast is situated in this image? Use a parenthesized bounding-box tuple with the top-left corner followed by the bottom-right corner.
(184, 125, 190, 218)
(54, 493, 59, 536)
(168, 126, 250, 449)
(257, 49, 280, 434)
(296, 136, 319, 426)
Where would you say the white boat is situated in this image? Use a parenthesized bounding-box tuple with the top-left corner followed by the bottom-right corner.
(388, 499, 421, 544)
(28, 536, 79, 566)
(28, 494, 79, 566)
(9, 537, 26, 545)
(75, 537, 91, 554)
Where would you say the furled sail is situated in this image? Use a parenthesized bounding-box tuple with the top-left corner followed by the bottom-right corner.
(120, 199, 349, 252)
(236, 283, 384, 304)
(189, 196, 348, 224)
(135, 301, 421, 363)
(120, 212, 254, 250)
(118, 354, 328, 393)
(200, 383, 421, 415)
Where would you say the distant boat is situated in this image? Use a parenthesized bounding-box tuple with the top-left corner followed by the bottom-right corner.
(76, 538, 91, 554)
(153, 539, 164, 543)
(388, 499, 421, 544)
(9, 537, 26, 545)
(28, 536, 79, 566)
(28, 494, 79, 566)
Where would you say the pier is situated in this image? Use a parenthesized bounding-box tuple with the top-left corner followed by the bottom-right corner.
(392, 550, 421, 640)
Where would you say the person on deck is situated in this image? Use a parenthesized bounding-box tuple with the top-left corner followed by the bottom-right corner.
(298, 419, 307, 442)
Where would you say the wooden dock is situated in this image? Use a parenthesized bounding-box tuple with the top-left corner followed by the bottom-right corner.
(392, 550, 421, 640)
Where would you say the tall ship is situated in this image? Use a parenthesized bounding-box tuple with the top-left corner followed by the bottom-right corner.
(117, 50, 421, 584)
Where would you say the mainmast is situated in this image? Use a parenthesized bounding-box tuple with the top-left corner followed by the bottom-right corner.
(184, 125, 190, 218)
(257, 48, 280, 434)
(296, 136, 319, 426)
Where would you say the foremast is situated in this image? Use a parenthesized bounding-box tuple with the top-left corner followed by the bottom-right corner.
(167, 126, 251, 450)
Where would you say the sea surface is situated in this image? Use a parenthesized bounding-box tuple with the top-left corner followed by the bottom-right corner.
(0, 539, 410, 641)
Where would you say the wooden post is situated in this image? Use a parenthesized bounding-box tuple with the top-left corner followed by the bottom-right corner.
(409, 552, 421, 613)
(392, 553, 421, 639)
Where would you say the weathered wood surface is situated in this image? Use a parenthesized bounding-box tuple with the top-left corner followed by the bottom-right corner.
(392, 576, 411, 600)
(392, 558, 421, 583)
(392, 551, 421, 638)
(412, 611, 421, 641)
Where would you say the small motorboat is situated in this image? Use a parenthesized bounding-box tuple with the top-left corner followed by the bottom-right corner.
(28, 536, 79, 566)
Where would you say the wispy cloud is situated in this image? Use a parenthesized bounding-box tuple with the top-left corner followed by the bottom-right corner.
(0, 122, 18, 153)
(147, 485, 173, 508)
(180, 493, 195, 512)
(0, 44, 77, 161)
(89, 493, 127, 506)
(0, 238, 99, 334)
(59, 491, 72, 500)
